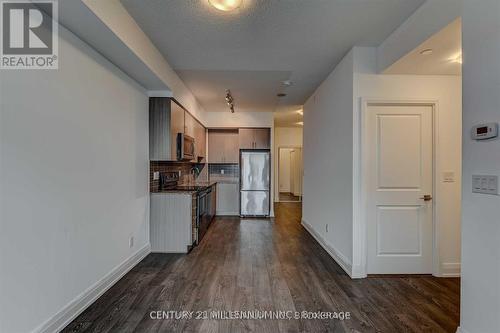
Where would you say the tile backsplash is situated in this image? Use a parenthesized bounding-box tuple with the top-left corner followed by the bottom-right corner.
(150, 161, 207, 192)
(208, 163, 239, 183)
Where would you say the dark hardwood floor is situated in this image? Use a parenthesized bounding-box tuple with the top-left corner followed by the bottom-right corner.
(63, 203, 460, 333)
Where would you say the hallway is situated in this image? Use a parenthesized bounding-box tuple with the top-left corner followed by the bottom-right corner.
(63, 203, 460, 333)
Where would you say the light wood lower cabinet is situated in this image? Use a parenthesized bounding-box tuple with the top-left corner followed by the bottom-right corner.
(216, 183, 240, 216)
(150, 193, 193, 253)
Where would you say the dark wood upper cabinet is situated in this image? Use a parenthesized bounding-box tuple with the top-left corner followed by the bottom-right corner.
(184, 111, 196, 138)
(208, 129, 239, 163)
(253, 128, 271, 149)
(194, 120, 206, 161)
(150, 98, 207, 161)
(170, 101, 185, 161)
(150, 98, 176, 161)
(238, 128, 270, 149)
(150, 98, 268, 162)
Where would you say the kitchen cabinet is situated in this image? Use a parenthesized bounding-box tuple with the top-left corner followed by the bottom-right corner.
(170, 101, 185, 160)
(150, 97, 207, 161)
(208, 129, 239, 163)
(216, 183, 239, 216)
(238, 128, 270, 149)
(150, 98, 185, 161)
(184, 111, 196, 138)
(150, 193, 193, 253)
(253, 128, 271, 149)
(194, 120, 206, 161)
(210, 184, 217, 217)
(149, 98, 171, 160)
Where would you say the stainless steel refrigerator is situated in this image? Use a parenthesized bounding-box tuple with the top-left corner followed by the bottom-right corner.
(240, 150, 270, 216)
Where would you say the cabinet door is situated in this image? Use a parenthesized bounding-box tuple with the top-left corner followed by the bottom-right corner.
(170, 102, 185, 160)
(210, 185, 217, 218)
(216, 183, 239, 215)
(224, 132, 240, 163)
(149, 98, 172, 160)
(238, 128, 255, 149)
(184, 111, 196, 138)
(208, 131, 224, 163)
(195, 121, 206, 161)
(253, 128, 270, 149)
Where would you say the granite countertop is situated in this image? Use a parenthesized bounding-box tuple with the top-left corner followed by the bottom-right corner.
(151, 181, 217, 194)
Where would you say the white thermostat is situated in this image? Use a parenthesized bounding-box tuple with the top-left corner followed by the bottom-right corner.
(471, 123, 498, 140)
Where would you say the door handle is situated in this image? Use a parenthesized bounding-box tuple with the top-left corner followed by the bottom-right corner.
(420, 195, 432, 201)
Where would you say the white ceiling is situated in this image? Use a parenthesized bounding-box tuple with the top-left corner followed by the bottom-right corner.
(121, 0, 425, 120)
(384, 18, 462, 75)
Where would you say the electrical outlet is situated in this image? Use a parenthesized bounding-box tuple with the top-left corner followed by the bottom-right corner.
(129, 236, 134, 248)
(153, 172, 160, 180)
(325, 224, 329, 233)
(221, 169, 225, 175)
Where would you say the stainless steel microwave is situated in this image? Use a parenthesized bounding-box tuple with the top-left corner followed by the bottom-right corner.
(177, 133, 195, 161)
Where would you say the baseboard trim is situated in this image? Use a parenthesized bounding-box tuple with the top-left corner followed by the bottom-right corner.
(216, 212, 240, 216)
(33, 243, 151, 333)
(301, 220, 354, 278)
(456, 326, 470, 333)
(441, 262, 461, 277)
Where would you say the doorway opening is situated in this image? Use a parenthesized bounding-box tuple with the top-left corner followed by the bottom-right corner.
(278, 147, 303, 202)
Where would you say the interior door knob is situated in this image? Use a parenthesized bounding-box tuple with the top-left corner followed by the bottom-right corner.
(420, 195, 433, 201)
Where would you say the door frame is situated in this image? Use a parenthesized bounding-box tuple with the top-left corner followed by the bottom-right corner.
(357, 100, 440, 277)
(276, 146, 303, 203)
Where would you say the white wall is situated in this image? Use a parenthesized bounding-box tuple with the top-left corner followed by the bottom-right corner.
(302, 50, 355, 272)
(203, 111, 273, 129)
(274, 127, 303, 200)
(82, 0, 206, 122)
(353, 47, 462, 277)
(302, 46, 462, 278)
(0, 24, 150, 333)
(460, 1, 500, 332)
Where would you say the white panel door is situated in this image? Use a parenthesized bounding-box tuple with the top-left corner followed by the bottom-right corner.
(366, 104, 433, 274)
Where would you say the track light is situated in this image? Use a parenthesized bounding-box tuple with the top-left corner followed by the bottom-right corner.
(225, 89, 235, 113)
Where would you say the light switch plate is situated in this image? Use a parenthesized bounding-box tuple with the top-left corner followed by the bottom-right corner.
(153, 172, 160, 180)
(472, 175, 498, 195)
(443, 171, 455, 183)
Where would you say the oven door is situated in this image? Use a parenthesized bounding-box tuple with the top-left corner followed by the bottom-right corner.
(196, 188, 212, 244)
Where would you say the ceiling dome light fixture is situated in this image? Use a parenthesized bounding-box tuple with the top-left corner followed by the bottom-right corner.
(449, 52, 463, 64)
(209, 0, 242, 11)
